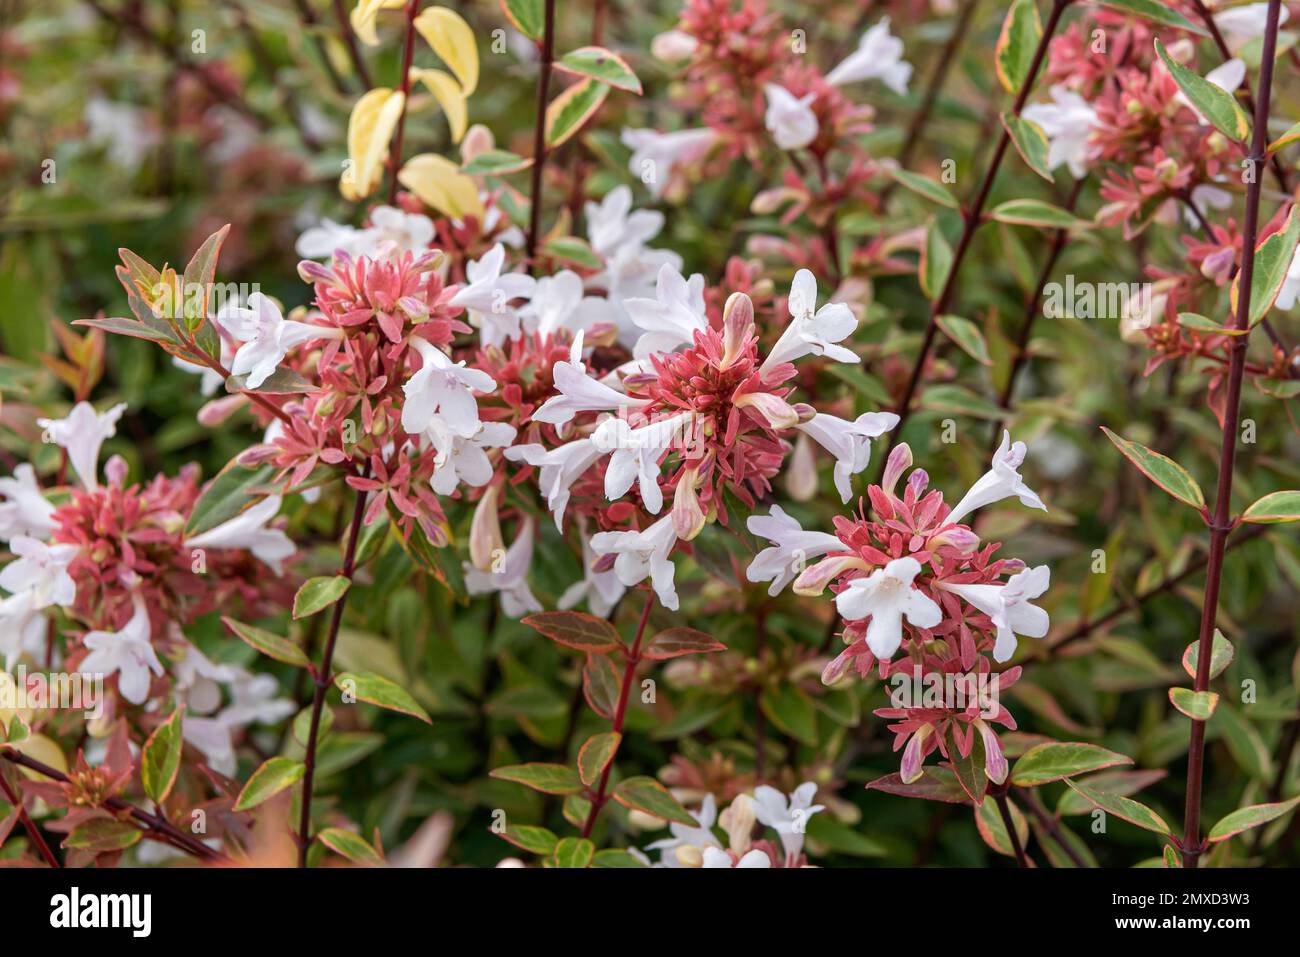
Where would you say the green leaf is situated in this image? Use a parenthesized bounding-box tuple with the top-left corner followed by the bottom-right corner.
(989, 198, 1086, 230)
(141, 708, 184, 805)
(1168, 687, 1219, 720)
(1176, 311, 1249, 336)
(760, 684, 819, 746)
(1216, 706, 1273, 782)
(542, 235, 603, 269)
(1063, 779, 1172, 834)
(936, 314, 992, 365)
(886, 168, 958, 209)
(498, 824, 559, 855)
(391, 508, 465, 599)
(490, 762, 583, 795)
(866, 768, 972, 804)
(1093, 0, 1208, 35)
(460, 149, 532, 175)
(1001, 112, 1054, 181)
(577, 731, 621, 787)
(293, 575, 351, 620)
(1010, 742, 1135, 786)
(975, 793, 1030, 857)
(65, 819, 142, 853)
(182, 224, 230, 320)
(947, 726, 989, 805)
(582, 654, 620, 719)
(235, 756, 306, 812)
(225, 367, 316, 395)
(805, 813, 888, 857)
(553, 837, 595, 868)
(1154, 39, 1250, 143)
(556, 46, 642, 94)
(920, 383, 1007, 419)
(612, 776, 696, 825)
(522, 610, 622, 652)
(500, 0, 543, 40)
(642, 627, 726, 660)
(1182, 630, 1234, 680)
(1056, 769, 1168, 816)
(185, 460, 276, 536)
(995, 0, 1043, 93)
(1268, 120, 1300, 154)
(317, 827, 384, 866)
(222, 616, 311, 668)
(1207, 796, 1300, 843)
(334, 671, 431, 724)
(1242, 489, 1300, 523)
(591, 848, 648, 867)
(919, 218, 953, 300)
(545, 79, 609, 148)
(1101, 427, 1205, 509)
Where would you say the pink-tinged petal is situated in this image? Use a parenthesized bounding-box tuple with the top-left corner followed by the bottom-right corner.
(900, 724, 932, 783)
(976, 719, 1008, 784)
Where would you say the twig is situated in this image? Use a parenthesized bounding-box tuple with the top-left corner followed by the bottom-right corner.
(875, 0, 1073, 475)
(1021, 789, 1089, 867)
(1180, 0, 1282, 869)
(580, 589, 655, 839)
(888, 0, 981, 187)
(332, 0, 374, 90)
(989, 176, 1087, 447)
(1, 751, 224, 862)
(385, 0, 421, 204)
(993, 788, 1030, 867)
(290, 0, 349, 95)
(0, 766, 59, 867)
(296, 468, 372, 867)
(524, 0, 557, 273)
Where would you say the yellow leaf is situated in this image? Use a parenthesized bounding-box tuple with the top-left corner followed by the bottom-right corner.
(413, 6, 479, 96)
(398, 153, 484, 221)
(411, 67, 468, 144)
(15, 732, 68, 779)
(350, 0, 407, 47)
(342, 88, 406, 201)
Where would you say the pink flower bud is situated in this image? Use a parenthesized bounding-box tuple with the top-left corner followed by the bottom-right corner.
(734, 391, 799, 429)
(793, 554, 867, 596)
(881, 442, 912, 494)
(469, 485, 504, 571)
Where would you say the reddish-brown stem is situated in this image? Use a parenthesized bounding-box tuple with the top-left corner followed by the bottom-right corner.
(525, 0, 557, 274)
(989, 176, 1087, 448)
(1, 751, 224, 862)
(386, 0, 421, 205)
(580, 589, 655, 839)
(876, 0, 1071, 475)
(993, 788, 1030, 867)
(1180, 0, 1281, 869)
(0, 767, 59, 867)
(332, 0, 374, 90)
(296, 471, 371, 867)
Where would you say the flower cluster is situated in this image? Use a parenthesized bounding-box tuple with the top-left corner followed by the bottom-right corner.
(747, 434, 1051, 783)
